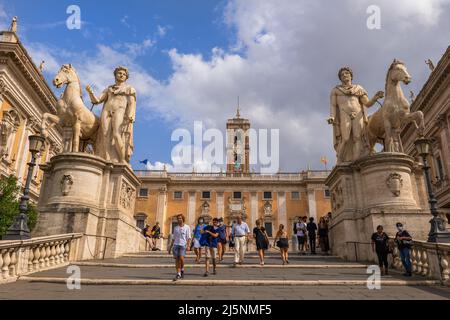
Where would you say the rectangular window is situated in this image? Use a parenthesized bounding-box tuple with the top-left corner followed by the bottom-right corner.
(202, 191, 211, 199)
(324, 189, 331, 198)
(264, 222, 273, 237)
(436, 155, 445, 181)
(263, 191, 272, 200)
(174, 191, 183, 200)
(291, 191, 300, 200)
(139, 188, 149, 198)
(233, 191, 242, 199)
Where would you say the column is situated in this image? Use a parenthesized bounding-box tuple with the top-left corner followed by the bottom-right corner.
(187, 191, 197, 227)
(307, 188, 317, 221)
(156, 186, 168, 235)
(250, 191, 258, 230)
(277, 191, 287, 230)
(216, 191, 224, 218)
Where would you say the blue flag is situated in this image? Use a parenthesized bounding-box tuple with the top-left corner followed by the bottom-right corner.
(140, 159, 149, 166)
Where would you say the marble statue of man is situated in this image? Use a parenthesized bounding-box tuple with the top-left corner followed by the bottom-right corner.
(328, 67, 384, 163)
(86, 67, 136, 164)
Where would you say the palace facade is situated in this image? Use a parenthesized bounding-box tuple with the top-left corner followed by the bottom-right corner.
(135, 111, 331, 237)
(401, 45, 450, 222)
(0, 26, 62, 202)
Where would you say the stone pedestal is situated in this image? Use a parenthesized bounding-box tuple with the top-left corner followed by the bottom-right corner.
(33, 153, 146, 260)
(326, 153, 432, 262)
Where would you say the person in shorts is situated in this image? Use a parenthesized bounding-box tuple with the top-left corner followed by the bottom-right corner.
(295, 217, 307, 254)
(217, 217, 228, 261)
(168, 214, 192, 281)
(192, 217, 205, 263)
(203, 218, 220, 277)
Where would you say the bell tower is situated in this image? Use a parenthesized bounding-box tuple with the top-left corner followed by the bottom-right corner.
(226, 103, 250, 174)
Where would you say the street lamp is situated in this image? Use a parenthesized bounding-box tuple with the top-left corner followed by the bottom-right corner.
(3, 135, 45, 240)
(414, 136, 450, 243)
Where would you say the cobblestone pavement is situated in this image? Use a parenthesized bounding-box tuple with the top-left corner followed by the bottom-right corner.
(0, 252, 449, 300)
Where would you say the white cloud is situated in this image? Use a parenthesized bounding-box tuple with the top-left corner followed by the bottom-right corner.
(23, 0, 450, 172)
(157, 25, 167, 37)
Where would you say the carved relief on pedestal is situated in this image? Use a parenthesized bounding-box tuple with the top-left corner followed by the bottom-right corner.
(386, 173, 403, 197)
(120, 180, 136, 209)
(0, 109, 20, 160)
(331, 184, 344, 212)
(60, 175, 74, 196)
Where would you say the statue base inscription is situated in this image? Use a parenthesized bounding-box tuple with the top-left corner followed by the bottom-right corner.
(33, 153, 146, 260)
(326, 153, 432, 262)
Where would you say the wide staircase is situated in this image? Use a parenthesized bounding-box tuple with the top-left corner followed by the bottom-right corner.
(2, 247, 450, 299)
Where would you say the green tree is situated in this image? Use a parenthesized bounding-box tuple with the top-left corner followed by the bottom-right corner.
(0, 175, 38, 237)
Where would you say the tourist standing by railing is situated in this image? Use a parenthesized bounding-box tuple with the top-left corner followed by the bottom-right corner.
(274, 224, 290, 265)
(371, 225, 390, 276)
(318, 217, 330, 255)
(395, 222, 413, 277)
(150, 222, 161, 250)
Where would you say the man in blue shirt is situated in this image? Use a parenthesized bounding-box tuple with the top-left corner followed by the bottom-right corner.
(231, 215, 251, 266)
(203, 218, 220, 277)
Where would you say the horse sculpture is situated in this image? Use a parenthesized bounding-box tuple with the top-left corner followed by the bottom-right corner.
(41, 64, 99, 152)
(366, 59, 425, 153)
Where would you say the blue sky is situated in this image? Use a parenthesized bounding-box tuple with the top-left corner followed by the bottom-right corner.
(1, 0, 449, 172)
(2, 0, 233, 170)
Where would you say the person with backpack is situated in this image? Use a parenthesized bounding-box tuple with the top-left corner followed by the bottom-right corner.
(395, 222, 413, 277)
(295, 217, 307, 255)
(371, 225, 390, 276)
(150, 222, 161, 250)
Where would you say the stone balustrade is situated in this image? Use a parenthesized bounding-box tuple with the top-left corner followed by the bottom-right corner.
(392, 240, 450, 283)
(135, 170, 330, 181)
(0, 233, 82, 284)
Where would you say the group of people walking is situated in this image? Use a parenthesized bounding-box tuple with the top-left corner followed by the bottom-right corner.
(165, 214, 333, 281)
(294, 216, 331, 256)
(371, 222, 413, 277)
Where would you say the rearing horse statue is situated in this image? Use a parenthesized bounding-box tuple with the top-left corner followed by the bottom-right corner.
(41, 64, 99, 152)
(366, 59, 425, 153)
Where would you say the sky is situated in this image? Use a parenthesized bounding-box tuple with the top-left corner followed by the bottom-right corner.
(1, 0, 449, 172)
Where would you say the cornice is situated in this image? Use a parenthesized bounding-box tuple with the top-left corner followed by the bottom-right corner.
(0, 39, 57, 113)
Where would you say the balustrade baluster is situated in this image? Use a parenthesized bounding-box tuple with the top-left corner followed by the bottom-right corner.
(64, 242, 70, 262)
(55, 242, 61, 265)
(0, 250, 3, 279)
(45, 244, 51, 267)
(28, 247, 35, 273)
(49, 243, 56, 266)
(2, 250, 11, 279)
(416, 249, 422, 275)
(9, 249, 17, 277)
(421, 249, 429, 277)
(33, 246, 41, 271)
(411, 248, 417, 273)
(39, 245, 46, 268)
(441, 253, 449, 281)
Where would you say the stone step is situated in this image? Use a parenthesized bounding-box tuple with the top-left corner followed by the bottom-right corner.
(73, 262, 369, 269)
(19, 276, 441, 287)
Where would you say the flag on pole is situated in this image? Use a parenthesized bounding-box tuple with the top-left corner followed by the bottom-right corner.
(140, 159, 149, 166)
(320, 157, 328, 166)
